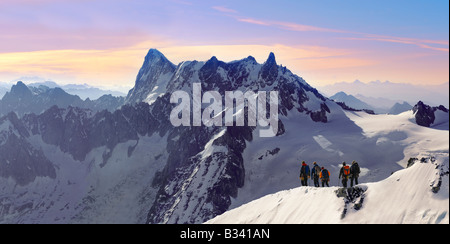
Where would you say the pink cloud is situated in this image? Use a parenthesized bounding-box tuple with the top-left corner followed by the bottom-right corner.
(273, 21, 349, 33)
(225, 9, 448, 54)
(212, 6, 238, 14)
(236, 17, 348, 33)
(0, 0, 92, 6)
(233, 15, 448, 53)
(342, 34, 449, 52)
(237, 18, 271, 26)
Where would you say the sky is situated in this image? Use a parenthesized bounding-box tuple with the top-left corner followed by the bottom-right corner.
(0, 0, 448, 91)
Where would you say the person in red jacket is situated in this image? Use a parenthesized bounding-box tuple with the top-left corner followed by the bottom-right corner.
(339, 162, 351, 188)
(299, 161, 310, 186)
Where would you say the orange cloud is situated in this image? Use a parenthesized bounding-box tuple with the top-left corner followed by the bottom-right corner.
(0, 39, 447, 89)
(0, 42, 367, 87)
(0, 43, 156, 87)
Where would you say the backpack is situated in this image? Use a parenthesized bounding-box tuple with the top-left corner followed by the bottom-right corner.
(351, 163, 360, 174)
(313, 165, 321, 177)
(321, 169, 329, 179)
(343, 166, 350, 176)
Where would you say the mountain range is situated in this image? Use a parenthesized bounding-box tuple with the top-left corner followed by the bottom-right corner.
(318, 80, 449, 108)
(0, 81, 124, 117)
(0, 49, 448, 224)
(330, 91, 413, 114)
(0, 80, 127, 100)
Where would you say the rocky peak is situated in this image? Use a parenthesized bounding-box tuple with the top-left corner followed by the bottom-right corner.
(143, 49, 172, 65)
(244, 55, 257, 64)
(265, 52, 277, 65)
(412, 101, 435, 127)
(260, 52, 278, 84)
(412, 101, 449, 127)
(7, 81, 32, 98)
(126, 49, 176, 104)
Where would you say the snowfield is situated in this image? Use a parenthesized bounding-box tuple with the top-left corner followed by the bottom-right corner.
(207, 110, 449, 224)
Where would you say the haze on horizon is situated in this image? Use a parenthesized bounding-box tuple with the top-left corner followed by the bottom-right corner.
(0, 0, 448, 92)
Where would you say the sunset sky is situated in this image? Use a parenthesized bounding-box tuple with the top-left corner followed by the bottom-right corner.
(0, 0, 448, 90)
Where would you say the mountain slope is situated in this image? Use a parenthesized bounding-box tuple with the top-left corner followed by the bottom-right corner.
(0, 102, 170, 223)
(207, 104, 448, 224)
(207, 154, 448, 224)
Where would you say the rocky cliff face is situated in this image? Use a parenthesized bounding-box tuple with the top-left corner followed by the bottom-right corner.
(0, 112, 56, 186)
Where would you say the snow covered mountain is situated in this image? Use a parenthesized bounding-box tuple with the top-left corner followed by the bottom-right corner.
(207, 154, 448, 224)
(413, 101, 449, 129)
(0, 102, 171, 223)
(330, 91, 374, 111)
(0, 49, 448, 224)
(135, 49, 335, 223)
(388, 101, 413, 115)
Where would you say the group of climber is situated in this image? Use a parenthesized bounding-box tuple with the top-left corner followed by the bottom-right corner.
(299, 161, 330, 187)
(299, 160, 361, 188)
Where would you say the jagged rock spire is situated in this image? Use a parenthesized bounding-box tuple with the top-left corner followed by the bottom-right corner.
(260, 52, 278, 85)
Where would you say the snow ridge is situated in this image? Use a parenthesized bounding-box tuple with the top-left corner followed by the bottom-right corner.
(207, 155, 449, 224)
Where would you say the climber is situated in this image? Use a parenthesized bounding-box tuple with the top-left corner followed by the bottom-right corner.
(350, 160, 361, 187)
(299, 161, 310, 186)
(320, 167, 330, 187)
(339, 162, 350, 188)
(311, 162, 321, 187)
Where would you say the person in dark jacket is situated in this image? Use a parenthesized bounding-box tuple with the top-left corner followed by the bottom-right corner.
(338, 162, 350, 188)
(320, 167, 330, 187)
(311, 162, 321, 187)
(350, 160, 361, 187)
(299, 161, 310, 186)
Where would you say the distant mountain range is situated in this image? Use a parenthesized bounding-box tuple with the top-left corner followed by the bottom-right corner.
(330, 91, 413, 114)
(0, 80, 127, 100)
(318, 80, 449, 108)
(330, 92, 373, 110)
(0, 81, 124, 117)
